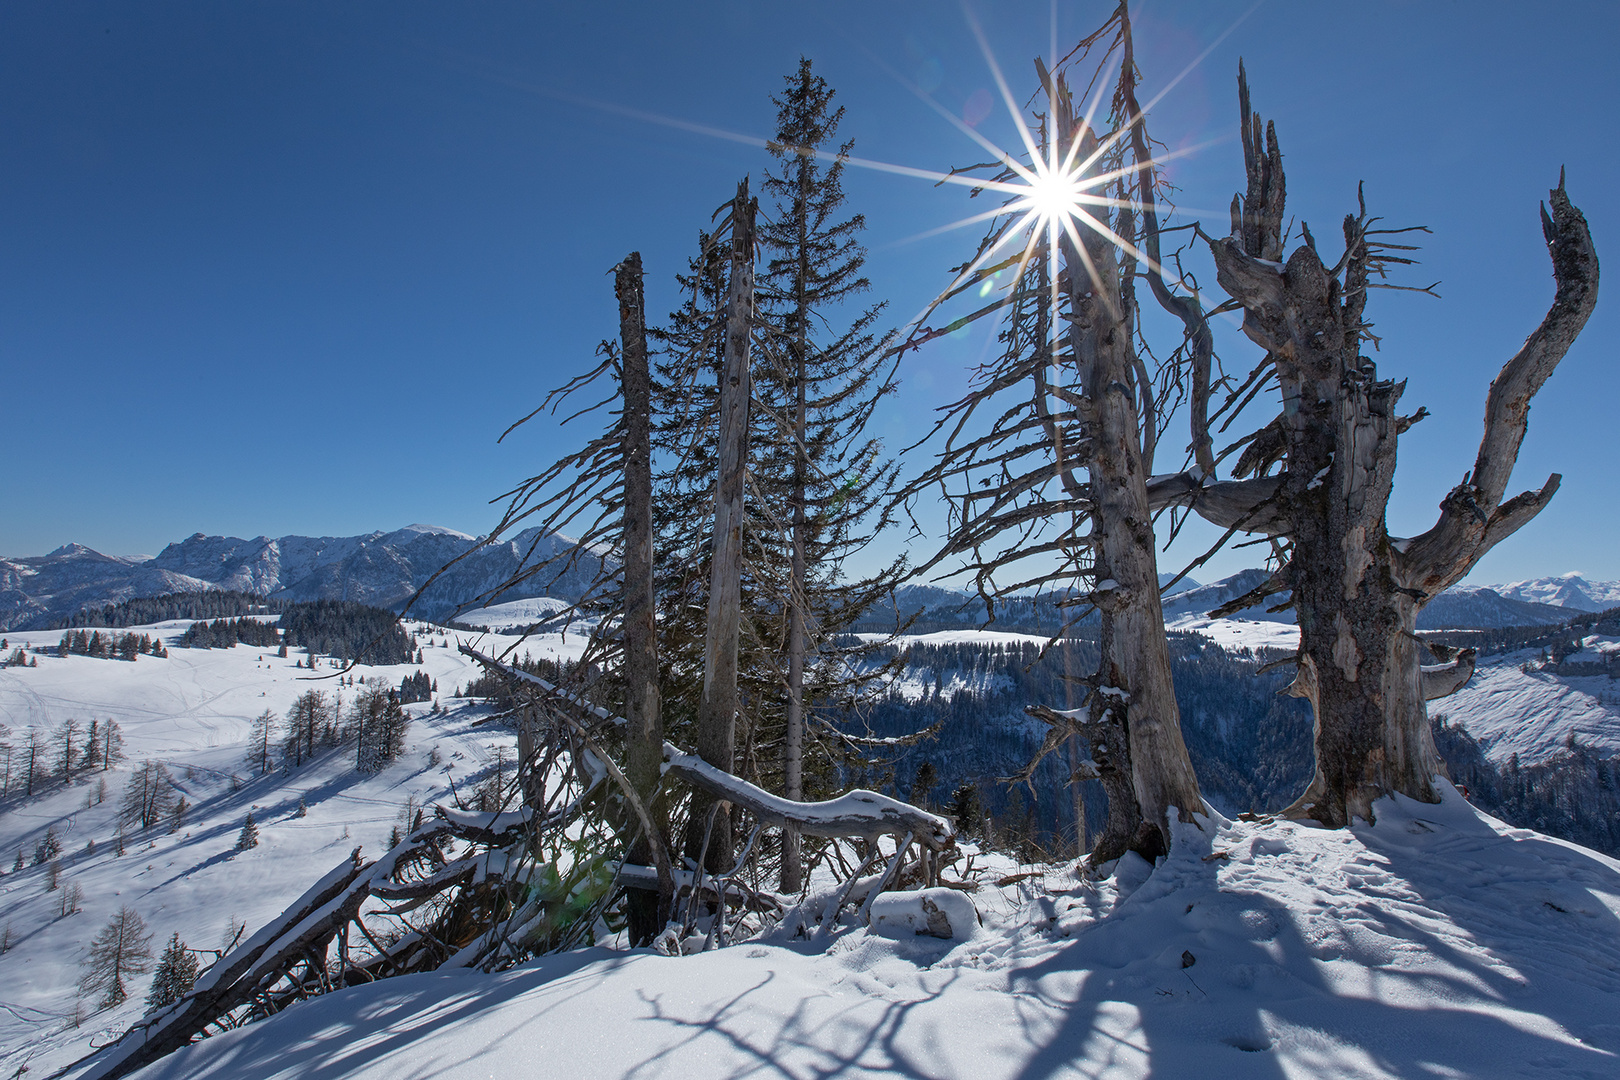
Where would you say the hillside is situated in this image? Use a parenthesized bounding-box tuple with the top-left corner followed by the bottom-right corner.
(1, 618, 1617, 1078)
(0, 617, 578, 1077)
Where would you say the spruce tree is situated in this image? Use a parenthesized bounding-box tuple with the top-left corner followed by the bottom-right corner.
(755, 58, 905, 890)
(235, 810, 259, 851)
(145, 933, 200, 1011)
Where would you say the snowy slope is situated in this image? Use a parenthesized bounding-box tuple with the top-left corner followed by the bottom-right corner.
(113, 789, 1620, 1080)
(0, 618, 586, 1077)
(455, 596, 576, 631)
(1435, 643, 1620, 765)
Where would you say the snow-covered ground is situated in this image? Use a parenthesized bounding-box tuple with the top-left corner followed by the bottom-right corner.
(119, 788, 1620, 1080)
(0, 619, 585, 1077)
(454, 596, 575, 631)
(1167, 614, 1300, 654)
(5, 620, 1620, 1079)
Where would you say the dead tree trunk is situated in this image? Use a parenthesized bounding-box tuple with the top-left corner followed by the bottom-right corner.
(1056, 83, 1204, 860)
(1195, 66, 1597, 827)
(689, 178, 757, 870)
(616, 252, 672, 944)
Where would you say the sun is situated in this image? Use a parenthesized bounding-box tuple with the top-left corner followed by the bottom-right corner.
(1014, 159, 1087, 231)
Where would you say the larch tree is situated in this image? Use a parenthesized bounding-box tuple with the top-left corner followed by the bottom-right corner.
(1168, 66, 1598, 826)
(80, 906, 153, 1009)
(755, 58, 906, 892)
(119, 761, 177, 832)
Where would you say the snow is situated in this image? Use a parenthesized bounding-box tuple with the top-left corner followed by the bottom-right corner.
(0, 618, 585, 1076)
(1436, 646, 1620, 765)
(104, 786, 1620, 1080)
(453, 596, 575, 631)
(6, 620, 1620, 1079)
(1167, 614, 1300, 653)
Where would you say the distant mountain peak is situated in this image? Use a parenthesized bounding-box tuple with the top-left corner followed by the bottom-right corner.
(1490, 573, 1620, 613)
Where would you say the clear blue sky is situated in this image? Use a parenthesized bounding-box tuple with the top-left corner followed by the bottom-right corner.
(2, 1, 1614, 587)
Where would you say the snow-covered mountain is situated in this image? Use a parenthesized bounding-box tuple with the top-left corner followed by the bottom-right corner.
(1489, 572, 1620, 612)
(0, 526, 610, 632)
(1161, 570, 1572, 630)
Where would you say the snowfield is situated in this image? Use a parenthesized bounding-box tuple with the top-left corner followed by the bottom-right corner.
(1434, 645, 1620, 766)
(1, 622, 1618, 1079)
(121, 790, 1620, 1080)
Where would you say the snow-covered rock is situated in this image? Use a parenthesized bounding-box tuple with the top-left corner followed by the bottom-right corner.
(867, 887, 980, 940)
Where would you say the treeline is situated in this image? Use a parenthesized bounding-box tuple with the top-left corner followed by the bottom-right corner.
(279, 600, 417, 666)
(59, 629, 167, 660)
(838, 632, 1313, 859)
(49, 591, 285, 630)
(851, 631, 1620, 861)
(167, 600, 422, 667)
(1433, 719, 1620, 856)
(454, 653, 567, 711)
(178, 619, 281, 650)
(1423, 604, 1620, 659)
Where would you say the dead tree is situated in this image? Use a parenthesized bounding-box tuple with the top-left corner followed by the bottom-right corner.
(617, 253, 671, 945)
(897, 7, 1204, 865)
(1172, 66, 1598, 826)
(686, 178, 757, 871)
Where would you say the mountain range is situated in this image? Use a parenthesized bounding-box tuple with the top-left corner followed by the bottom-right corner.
(3, 525, 1614, 634)
(0, 525, 604, 632)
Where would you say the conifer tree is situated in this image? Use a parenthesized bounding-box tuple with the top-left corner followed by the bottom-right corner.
(244, 710, 276, 776)
(81, 719, 102, 771)
(282, 690, 330, 768)
(235, 810, 259, 851)
(79, 906, 153, 1009)
(755, 58, 905, 890)
(119, 761, 177, 832)
(145, 933, 200, 1011)
(34, 825, 61, 865)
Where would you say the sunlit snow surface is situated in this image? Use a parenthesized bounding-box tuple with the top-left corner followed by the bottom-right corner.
(3, 624, 1619, 1079)
(119, 790, 1620, 1080)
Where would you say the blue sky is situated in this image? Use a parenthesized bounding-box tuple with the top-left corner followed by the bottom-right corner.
(2, 1, 1614, 587)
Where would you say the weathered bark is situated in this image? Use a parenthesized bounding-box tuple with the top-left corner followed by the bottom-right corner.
(616, 252, 670, 945)
(782, 159, 811, 894)
(1198, 65, 1598, 827)
(1057, 90, 1204, 856)
(689, 178, 756, 871)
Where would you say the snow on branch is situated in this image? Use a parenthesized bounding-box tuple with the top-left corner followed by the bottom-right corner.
(460, 644, 954, 849)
